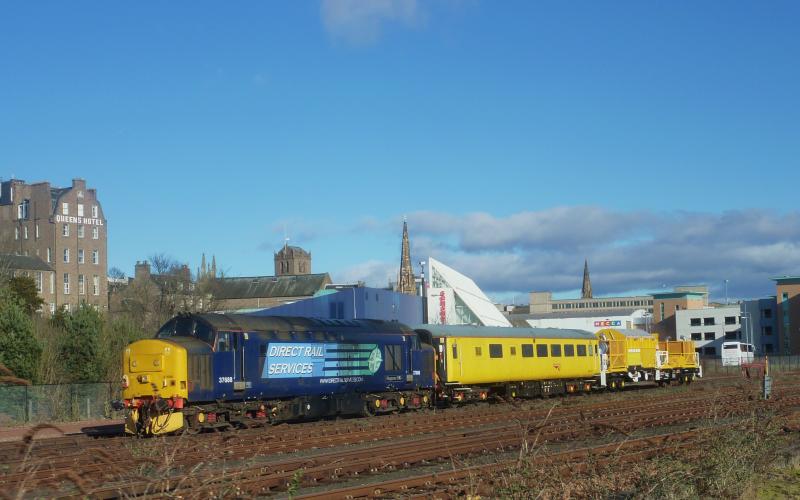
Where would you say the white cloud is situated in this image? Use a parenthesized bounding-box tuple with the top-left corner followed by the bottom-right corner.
(336, 208, 800, 301)
(320, 0, 420, 45)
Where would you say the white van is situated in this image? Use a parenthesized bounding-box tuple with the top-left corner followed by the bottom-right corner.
(721, 342, 755, 366)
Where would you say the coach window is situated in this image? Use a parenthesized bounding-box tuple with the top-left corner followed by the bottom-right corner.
(489, 344, 503, 358)
(510, 346, 517, 356)
(551, 344, 562, 357)
(536, 344, 548, 357)
(475, 346, 482, 356)
(564, 344, 575, 357)
(522, 344, 533, 357)
(385, 345, 403, 371)
(577, 344, 587, 356)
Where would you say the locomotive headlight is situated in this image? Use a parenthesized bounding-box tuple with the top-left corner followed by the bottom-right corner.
(153, 359, 160, 367)
(164, 347, 171, 354)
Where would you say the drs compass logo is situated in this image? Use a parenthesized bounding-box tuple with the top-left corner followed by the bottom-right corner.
(262, 342, 383, 379)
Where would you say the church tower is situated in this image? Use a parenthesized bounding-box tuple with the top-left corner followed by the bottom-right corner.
(274, 242, 312, 276)
(398, 219, 416, 295)
(581, 259, 593, 299)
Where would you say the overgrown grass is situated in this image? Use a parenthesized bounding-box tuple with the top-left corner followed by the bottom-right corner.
(491, 409, 799, 499)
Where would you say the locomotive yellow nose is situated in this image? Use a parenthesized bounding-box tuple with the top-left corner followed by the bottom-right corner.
(123, 339, 188, 401)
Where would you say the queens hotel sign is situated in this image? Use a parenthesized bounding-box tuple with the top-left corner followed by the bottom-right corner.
(54, 214, 104, 226)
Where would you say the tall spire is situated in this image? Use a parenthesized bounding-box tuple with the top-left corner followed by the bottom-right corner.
(201, 253, 207, 277)
(398, 218, 416, 295)
(211, 255, 217, 278)
(581, 259, 593, 299)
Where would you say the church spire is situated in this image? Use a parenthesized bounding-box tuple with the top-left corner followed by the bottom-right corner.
(581, 259, 593, 299)
(398, 218, 416, 295)
(211, 255, 217, 278)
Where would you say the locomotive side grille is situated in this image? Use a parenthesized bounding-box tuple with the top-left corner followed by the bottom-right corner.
(188, 354, 213, 392)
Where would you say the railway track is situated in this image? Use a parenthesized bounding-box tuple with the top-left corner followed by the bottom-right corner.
(3, 380, 796, 499)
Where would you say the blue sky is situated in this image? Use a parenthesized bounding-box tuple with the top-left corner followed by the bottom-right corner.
(1, 1, 798, 303)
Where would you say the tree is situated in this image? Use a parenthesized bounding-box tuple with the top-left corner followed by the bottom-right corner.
(59, 304, 105, 383)
(7, 275, 44, 315)
(0, 288, 42, 382)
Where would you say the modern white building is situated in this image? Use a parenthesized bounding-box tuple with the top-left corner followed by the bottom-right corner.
(521, 309, 651, 333)
(426, 257, 511, 327)
(675, 306, 742, 357)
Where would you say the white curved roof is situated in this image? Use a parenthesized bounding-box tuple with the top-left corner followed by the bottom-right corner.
(428, 257, 512, 327)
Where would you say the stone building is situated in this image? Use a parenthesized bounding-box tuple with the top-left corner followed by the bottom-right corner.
(274, 243, 311, 276)
(0, 253, 56, 310)
(397, 220, 416, 295)
(0, 178, 107, 312)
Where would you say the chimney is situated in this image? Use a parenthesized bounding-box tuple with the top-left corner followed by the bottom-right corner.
(135, 261, 151, 281)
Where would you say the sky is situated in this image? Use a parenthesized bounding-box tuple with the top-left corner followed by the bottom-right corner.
(1, 1, 799, 304)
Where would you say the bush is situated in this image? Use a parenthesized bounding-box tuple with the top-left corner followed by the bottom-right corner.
(0, 288, 42, 382)
(58, 304, 105, 383)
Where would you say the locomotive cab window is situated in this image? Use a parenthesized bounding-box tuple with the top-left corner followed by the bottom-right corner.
(452, 344, 458, 359)
(489, 344, 503, 358)
(385, 345, 403, 371)
(577, 344, 587, 356)
(522, 344, 533, 357)
(536, 344, 548, 357)
(564, 344, 575, 357)
(551, 344, 562, 357)
(216, 332, 231, 352)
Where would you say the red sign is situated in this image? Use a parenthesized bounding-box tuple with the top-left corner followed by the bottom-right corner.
(439, 291, 447, 324)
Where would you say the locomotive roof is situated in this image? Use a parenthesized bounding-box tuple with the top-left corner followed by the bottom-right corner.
(414, 324, 595, 340)
(192, 313, 414, 335)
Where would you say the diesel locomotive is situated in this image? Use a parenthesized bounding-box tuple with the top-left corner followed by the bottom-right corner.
(121, 313, 700, 436)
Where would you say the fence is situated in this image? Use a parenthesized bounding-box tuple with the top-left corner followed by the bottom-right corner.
(700, 355, 800, 377)
(0, 382, 121, 426)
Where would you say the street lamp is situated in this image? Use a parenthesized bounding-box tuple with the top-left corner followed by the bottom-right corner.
(724, 279, 729, 305)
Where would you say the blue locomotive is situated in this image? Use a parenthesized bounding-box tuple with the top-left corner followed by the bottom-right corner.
(121, 313, 435, 435)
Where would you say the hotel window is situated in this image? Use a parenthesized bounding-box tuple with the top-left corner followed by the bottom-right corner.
(703, 317, 715, 326)
(704, 332, 715, 340)
(725, 316, 736, 325)
(23, 226, 28, 239)
(64, 303, 70, 313)
(690, 318, 701, 326)
(63, 224, 69, 237)
(49, 303, 55, 314)
(92, 275, 99, 296)
(92, 250, 98, 264)
(36, 272, 42, 292)
(78, 274, 85, 295)
(62, 202, 69, 215)
(63, 248, 69, 263)
(78, 249, 84, 264)
(14, 227, 19, 240)
(35, 224, 39, 239)
(78, 225, 84, 238)
(92, 227, 99, 239)
(47, 247, 51, 262)
(49, 274, 55, 293)
(91, 205, 98, 218)
(77, 204, 84, 217)
(17, 200, 29, 219)
(691, 333, 701, 341)
(63, 274, 70, 294)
